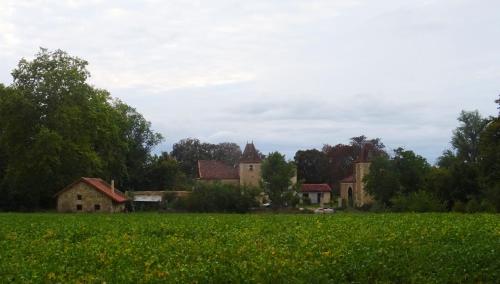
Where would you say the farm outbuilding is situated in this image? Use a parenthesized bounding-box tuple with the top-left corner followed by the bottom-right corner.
(298, 184, 332, 205)
(54, 177, 127, 213)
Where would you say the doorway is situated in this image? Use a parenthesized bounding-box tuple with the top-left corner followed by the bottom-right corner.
(348, 187, 353, 207)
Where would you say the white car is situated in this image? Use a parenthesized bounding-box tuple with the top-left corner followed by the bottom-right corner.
(314, 207, 335, 214)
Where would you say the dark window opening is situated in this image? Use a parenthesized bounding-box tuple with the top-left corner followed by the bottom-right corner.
(94, 204, 101, 211)
(348, 187, 353, 207)
(77, 194, 82, 200)
(76, 204, 82, 211)
(249, 165, 254, 171)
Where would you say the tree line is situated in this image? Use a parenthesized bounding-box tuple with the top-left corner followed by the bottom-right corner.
(0, 48, 498, 212)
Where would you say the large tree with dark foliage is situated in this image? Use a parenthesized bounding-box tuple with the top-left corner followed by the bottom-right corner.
(364, 148, 430, 206)
(0, 49, 162, 210)
(170, 138, 242, 178)
(294, 149, 329, 183)
(451, 110, 489, 164)
(321, 135, 386, 191)
(261, 152, 297, 208)
(140, 153, 187, 191)
(478, 106, 500, 211)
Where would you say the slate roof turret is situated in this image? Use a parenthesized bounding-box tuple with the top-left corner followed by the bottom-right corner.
(240, 142, 262, 163)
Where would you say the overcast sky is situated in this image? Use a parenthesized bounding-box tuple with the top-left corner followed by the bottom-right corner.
(1, 0, 499, 163)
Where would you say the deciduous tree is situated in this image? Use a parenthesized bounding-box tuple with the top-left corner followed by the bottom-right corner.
(261, 152, 297, 208)
(451, 110, 489, 163)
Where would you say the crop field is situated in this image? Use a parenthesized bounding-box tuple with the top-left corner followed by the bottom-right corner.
(0, 213, 499, 283)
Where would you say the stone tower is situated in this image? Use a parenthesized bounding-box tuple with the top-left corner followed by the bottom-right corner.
(339, 143, 375, 207)
(353, 143, 374, 206)
(239, 142, 262, 187)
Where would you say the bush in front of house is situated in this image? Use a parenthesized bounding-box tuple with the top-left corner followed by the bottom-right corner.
(176, 182, 261, 213)
(390, 191, 446, 212)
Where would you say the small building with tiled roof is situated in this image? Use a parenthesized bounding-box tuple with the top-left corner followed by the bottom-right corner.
(340, 143, 375, 207)
(299, 184, 332, 205)
(54, 177, 127, 213)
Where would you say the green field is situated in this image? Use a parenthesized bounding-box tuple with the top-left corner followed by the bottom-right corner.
(0, 213, 498, 283)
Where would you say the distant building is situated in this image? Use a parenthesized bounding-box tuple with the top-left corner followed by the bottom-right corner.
(197, 142, 263, 187)
(339, 144, 375, 207)
(54, 177, 127, 213)
(131, 190, 190, 211)
(299, 184, 332, 205)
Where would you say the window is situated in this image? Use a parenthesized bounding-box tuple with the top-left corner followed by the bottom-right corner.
(76, 204, 82, 211)
(77, 194, 82, 200)
(94, 204, 101, 211)
(303, 193, 309, 198)
(249, 165, 254, 171)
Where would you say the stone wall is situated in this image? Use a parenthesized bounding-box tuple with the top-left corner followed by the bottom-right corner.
(239, 162, 261, 187)
(354, 162, 374, 207)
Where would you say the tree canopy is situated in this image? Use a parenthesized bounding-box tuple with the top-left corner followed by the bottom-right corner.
(0, 48, 163, 210)
(170, 138, 242, 178)
(261, 152, 297, 208)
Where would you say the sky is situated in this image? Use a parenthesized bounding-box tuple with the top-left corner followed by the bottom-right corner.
(1, 0, 499, 163)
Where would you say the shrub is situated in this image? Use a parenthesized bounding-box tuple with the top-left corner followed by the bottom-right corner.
(452, 201, 466, 212)
(466, 198, 481, 213)
(183, 182, 260, 213)
(302, 196, 311, 205)
(390, 191, 446, 212)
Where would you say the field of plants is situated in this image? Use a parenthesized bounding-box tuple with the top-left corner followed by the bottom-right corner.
(0, 213, 498, 283)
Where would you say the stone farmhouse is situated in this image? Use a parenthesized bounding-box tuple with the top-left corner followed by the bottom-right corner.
(339, 144, 375, 207)
(54, 177, 127, 213)
(197, 142, 264, 187)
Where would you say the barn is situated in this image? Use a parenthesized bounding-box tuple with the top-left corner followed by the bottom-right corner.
(54, 177, 127, 213)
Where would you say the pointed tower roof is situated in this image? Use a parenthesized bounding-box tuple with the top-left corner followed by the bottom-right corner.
(240, 142, 262, 163)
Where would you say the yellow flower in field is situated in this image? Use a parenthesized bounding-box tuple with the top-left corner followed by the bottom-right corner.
(47, 272, 56, 280)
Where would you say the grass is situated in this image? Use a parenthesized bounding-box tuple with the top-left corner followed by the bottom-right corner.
(0, 213, 498, 283)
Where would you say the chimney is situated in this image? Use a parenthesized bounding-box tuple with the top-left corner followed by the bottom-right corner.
(111, 180, 115, 193)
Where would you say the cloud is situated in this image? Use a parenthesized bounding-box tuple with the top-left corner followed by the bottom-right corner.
(1, 0, 499, 163)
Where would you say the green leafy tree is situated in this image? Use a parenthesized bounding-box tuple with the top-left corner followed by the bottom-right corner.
(392, 148, 430, 193)
(0, 48, 162, 210)
(425, 167, 454, 209)
(182, 182, 260, 213)
(171, 138, 244, 178)
(260, 152, 297, 208)
(451, 110, 489, 163)
(478, 114, 500, 211)
(294, 149, 329, 183)
(364, 155, 400, 206)
(211, 142, 243, 166)
(322, 136, 386, 192)
(364, 148, 430, 207)
(113, 100, 163, 190)
(143, 153, 187, 190)
(171, 138, 213, 178)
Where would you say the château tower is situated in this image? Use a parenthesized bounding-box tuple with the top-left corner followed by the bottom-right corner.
(239, 142, 262, 187)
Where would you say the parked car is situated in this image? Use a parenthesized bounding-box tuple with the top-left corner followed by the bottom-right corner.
(314, 207, 335, 214)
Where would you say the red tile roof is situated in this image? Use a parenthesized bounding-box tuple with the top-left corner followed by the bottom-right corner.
(301, 184, 332, 192)
(198, 160, 240, 180)
(240, 142, 262, 163)
(54, 177, 128, 203)
(340, 175, 355, 183)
